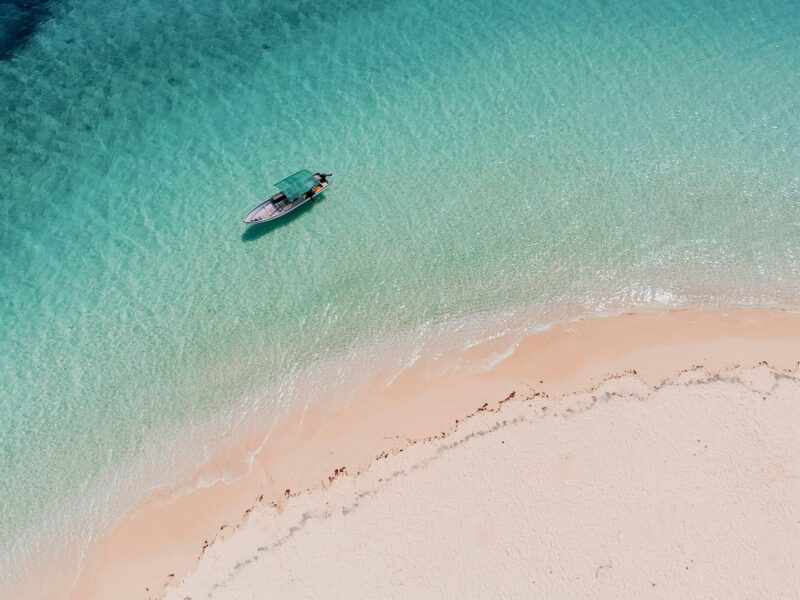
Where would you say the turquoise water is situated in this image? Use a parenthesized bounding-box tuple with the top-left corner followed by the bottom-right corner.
(1, 0, 798, 594)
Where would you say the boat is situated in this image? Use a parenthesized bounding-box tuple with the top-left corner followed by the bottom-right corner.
(243, 170, 332, 224)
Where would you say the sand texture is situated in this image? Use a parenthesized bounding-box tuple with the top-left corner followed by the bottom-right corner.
(166, 365, 800, 599)
(65, 309, 800, 599)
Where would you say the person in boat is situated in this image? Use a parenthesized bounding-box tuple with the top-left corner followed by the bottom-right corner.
(316, 172, 330, 184)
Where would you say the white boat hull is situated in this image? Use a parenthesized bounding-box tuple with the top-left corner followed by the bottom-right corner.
(243, 178, 329, 224)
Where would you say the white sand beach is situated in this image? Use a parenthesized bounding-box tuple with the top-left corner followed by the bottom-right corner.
(67, 309, 800, 599)
(167, 364, 800, 599)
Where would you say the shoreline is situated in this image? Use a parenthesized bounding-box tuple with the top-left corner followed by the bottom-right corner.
(168, 361, 800, 598)
(62, 307, 800, 598)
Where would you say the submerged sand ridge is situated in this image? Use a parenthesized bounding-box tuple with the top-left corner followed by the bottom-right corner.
(67, 309, 800, 598)
(168, 365, 800, 599)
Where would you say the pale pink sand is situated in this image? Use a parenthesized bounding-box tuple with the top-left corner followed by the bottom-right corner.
(65, 308, 800, 599)
(167, 365, 800, 599)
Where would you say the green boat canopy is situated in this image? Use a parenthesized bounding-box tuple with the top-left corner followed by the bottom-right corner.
(274, 170, 317, 200)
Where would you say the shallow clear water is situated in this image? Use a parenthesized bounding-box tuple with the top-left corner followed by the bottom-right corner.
(1, 0, 798, 594)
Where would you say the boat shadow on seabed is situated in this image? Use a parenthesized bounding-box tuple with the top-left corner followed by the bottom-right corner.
(240, 193, 328, 242)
